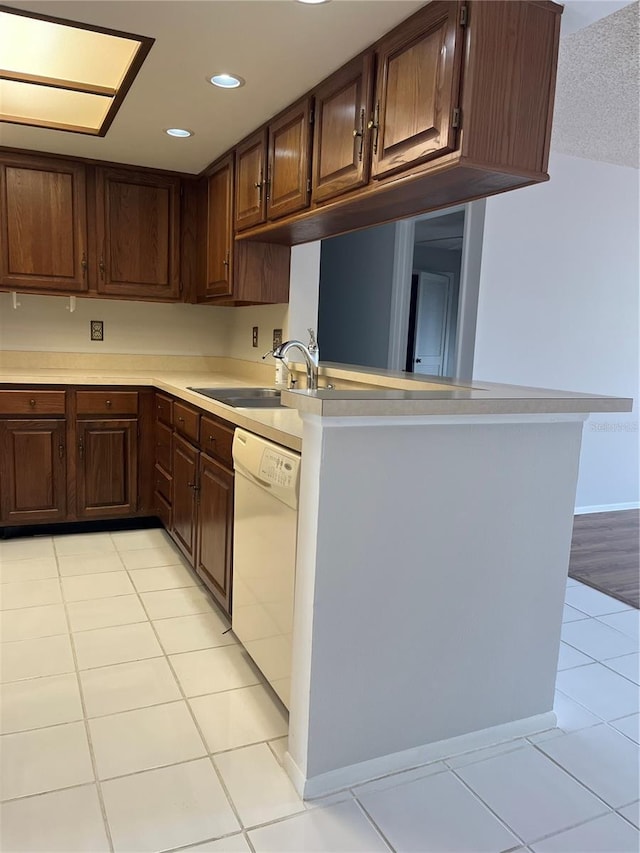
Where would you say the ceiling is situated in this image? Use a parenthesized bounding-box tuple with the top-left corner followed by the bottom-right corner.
(0, 0, 422, 174)
(414, 211, 464, 252)
(2, 0, 635, 175)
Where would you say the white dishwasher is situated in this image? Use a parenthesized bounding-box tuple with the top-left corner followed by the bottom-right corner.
(232, 429, 301, 709)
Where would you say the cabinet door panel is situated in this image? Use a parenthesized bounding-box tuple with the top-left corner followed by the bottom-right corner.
(235, 131, 267, 231)
(0, 158, 88, 292)
(171, 434, 198, 563)
(372, 1, 462, 179)
(202, 155, 234, 299)
(77, 419, 137, 518)
(267, 98, 313, 221)
(196, 454, 233, 615)
(312, 54, 374, 203)
(96, 169, 181, 300)
(0, 420, 67, 523)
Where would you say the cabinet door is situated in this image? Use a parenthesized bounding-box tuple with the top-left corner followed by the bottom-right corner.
(201, 155, 234, 300)
(267, 98, 313, 221)
(312, 54, 374, 203)
(95, 168, 181, 300)
(371, 1, 463, 180)
(76, 419, 138, 518)
(171, 433, 198, 563)
(235, 130, 267, 231)
(0, 420, 67, 523)
(196, 454, 234, 616)
(0, 157, 88, 292)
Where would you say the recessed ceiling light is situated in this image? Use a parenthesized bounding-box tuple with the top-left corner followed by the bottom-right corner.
(209, 73, 245, 90)
(165, 127, 193, 138)
(0, 6, 153, 136)
(295, 0, 332, 4)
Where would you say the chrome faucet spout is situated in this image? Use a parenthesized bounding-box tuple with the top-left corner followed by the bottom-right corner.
(272, 330, 319, 391)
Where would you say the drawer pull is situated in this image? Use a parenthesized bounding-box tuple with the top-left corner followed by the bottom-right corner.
(29, 399, 36, 408)
(177, 416, 184, 423)
(208, 435, 215, 443)
(105, 399, 112, 408)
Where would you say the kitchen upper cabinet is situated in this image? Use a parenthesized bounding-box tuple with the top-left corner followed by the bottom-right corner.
(196, 452, 234, 615)
(312, 54, 374, 204)
(172, 433, 199, 563)
(235, 130, 268, 232)
(0, 419, 67, 523)
(0, 155, 88, 293)
(201, 155, 234, 300)
(371, 1, 463, 180)
(95, 168, 181, 300)
(76, 419, 138, 518)
(267, 97, 313, 220)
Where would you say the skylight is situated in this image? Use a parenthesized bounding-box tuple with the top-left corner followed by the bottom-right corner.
(0, 6, 154, 136)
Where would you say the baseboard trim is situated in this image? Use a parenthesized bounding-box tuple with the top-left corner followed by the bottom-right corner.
(574, 502, 639, 515)
(285, 711, 557, 800)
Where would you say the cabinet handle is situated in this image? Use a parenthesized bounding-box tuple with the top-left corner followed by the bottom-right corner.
(99, 257, 105, 279)
(208, 434, 215, 444)
(188, 481, 200, 492)
(177, 416, 184, 423)
(81, 253, 88, 276)
(78, 438, 84, 459)
(367, 101, 380, 155)
(29, 398, 36, 408)
(223, 251, 230, 269)
(353, 108, 365, 162)
(105, 399, 112, 408)
(58, 443, 65, 460)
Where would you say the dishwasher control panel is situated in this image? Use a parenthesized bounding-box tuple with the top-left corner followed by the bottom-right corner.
(259, 448, 299, 489)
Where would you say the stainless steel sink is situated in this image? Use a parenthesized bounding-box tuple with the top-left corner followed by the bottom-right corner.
(188, 387, 283, 408)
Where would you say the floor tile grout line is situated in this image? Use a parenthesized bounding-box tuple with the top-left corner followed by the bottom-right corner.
(351, 795, 398, 851)
(52, 546, 117, 853)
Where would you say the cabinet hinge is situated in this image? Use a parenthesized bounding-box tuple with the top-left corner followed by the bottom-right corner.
(452, 107, 461, 129)
(459, 5, 468, 26)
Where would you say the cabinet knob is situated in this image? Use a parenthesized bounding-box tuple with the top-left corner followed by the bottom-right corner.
(177, 416, 184, 423)
(105, 399, 112, 408)
(29, 399, 35, 407)
(99, 257, 106, 278)
(208, 435, 215, 443)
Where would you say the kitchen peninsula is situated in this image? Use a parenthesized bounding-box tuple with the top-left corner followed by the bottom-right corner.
(0, 352, 632, 797)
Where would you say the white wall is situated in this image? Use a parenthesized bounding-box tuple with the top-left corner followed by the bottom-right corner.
(317, 223, 397, 368)
(474, 152, 639, 511)
(0, 292, 230, 356)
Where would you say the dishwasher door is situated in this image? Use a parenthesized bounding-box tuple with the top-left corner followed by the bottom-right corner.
(232, 429, 301, 709)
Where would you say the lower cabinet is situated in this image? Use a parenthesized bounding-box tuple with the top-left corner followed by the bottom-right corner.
(196, 453, 234, 616)
(171, 433, 198, 563)
(0, 419, 67, 523)
(76, 419, 138, 519)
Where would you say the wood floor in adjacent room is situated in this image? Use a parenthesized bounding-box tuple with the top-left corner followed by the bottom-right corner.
(570, 510, 640, 609)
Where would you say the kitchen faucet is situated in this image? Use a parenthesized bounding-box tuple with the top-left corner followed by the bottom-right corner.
(273, 329, 319, 391)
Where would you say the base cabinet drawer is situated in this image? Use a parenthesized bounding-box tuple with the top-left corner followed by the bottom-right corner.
(0, 391, 65, 415)
(200, 416, 234, 468)
(174, 402, 200, 444)
(154, 463, 172, 503)
(76, 391, 138, 416)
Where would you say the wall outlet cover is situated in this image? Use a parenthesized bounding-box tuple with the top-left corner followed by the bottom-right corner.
(90, 320, 104, 341)
(252, 326, 259, 347)
(273, 328, 283, 348)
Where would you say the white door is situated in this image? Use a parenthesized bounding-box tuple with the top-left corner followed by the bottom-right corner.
(413, 272, 452, 376)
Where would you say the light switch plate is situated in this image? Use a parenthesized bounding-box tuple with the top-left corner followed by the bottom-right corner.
(90, 320, 104, 341)
(273, 328, 283, 349)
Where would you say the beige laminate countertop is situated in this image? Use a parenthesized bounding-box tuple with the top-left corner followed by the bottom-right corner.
(0, 355, 631, 447)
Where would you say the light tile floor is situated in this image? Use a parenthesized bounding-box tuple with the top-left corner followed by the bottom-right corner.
(0, 529, 638, 852)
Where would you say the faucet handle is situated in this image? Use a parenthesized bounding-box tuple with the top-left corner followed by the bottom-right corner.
(307, 328, 318, 352)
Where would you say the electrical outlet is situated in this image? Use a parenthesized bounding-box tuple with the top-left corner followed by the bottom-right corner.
(252, 326, 259, 347)
(273, 328, 283, 349)
(90, 320, 104, 341)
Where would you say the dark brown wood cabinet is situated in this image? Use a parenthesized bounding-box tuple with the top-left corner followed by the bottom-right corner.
(95, 167, 181, 300)
(0, 155, 89, 293)
(0, 419, 67, 523)
(312, 54, 374, 203)
(171, 432, 199, 563)
(196, 453, 234, 615)
(235, 130, 268, 232)
(267, 97, 313, 220)
(371, 1, 463, 180)
(201, 155, 234, 300)
(76, 419, 138, 518)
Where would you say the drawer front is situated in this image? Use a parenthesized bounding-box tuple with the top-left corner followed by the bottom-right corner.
(200, 415, 234, 468)
(174, 402, 199, 443)
(155, 421, 172, 473)
(154, 463, 172, 503)
(155, 491, 172, 529)
(156, 393, 173, 427)
(76, 391, 138, 416)
(0, 390, 65, 415)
